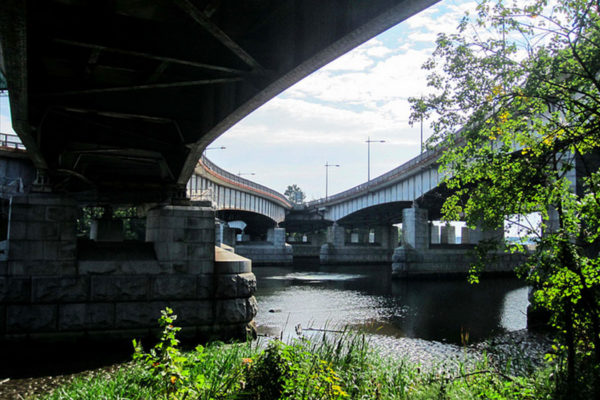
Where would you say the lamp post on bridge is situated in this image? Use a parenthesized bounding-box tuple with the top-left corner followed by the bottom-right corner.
(203, 146, 226, 156)
(366, 136, 385, 183)
(325, 161, 340, 201)
(237, 172, 255, 177)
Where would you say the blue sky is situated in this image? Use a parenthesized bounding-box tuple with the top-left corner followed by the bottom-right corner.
(207, 0, 478, 200)
(0, 0, 478, 200)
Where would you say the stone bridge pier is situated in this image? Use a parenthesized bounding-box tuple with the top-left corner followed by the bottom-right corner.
(235, 227, 293, 265)
(0, 192, 257, 343)
(392, 207, 522, 278)
(320, 223, 398, 264)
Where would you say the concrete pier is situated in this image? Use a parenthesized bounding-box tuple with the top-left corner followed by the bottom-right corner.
(235, 227, 293, 265)
(320, 223, 398, 264)
(392, 208, 522, 278)
(0, 196, 257, 342)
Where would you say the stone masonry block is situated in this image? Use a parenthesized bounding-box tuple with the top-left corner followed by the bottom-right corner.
(32, 276, 89, 303)
(216, 298, 254, 324)
(58, 241, 77, 261)
(19, 260, 76, 276)
(3, 277, 31, 302)
(8, 221, 26, 240)
(43, 241, 59, 260)
(187, 244, 211, 260)
(10, 240, 44, 261)
(196, 274, 214, 298)
(60, 222, 77, 241)
(59, 303, 115, 331)
(150, 275, 197, 300)
(187, 260, 214, 274)
(115, 301, 166, 328)
(215, 273, 256, 299)
(79, 260, 119, 274)
(169, 300, 213, 325)
(25, 221, 58, 241)
(6, 304, 57, 333)
(119, 260, 161, 275)
(91, 275, 149, 301)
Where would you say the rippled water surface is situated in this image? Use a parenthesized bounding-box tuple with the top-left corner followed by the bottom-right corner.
(253, 265, 529, 346)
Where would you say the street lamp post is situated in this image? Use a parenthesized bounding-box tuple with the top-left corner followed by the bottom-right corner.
(366, 136, 385, 182)
(325, 161, 340, 201)
(237, 172, 255, 177)
(203, 146, 226, 156)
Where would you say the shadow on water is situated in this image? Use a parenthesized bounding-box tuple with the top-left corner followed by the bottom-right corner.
(253, 264, 529, 345)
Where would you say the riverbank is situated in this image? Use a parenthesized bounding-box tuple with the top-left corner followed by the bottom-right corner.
(0, 327, 553, 400)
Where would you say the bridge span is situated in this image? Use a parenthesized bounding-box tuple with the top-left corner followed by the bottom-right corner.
(2, 0, 510, 343)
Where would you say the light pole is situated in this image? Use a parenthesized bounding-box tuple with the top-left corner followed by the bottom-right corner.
(366, 136, 385, 182)
(325, 161, 340, 201)
(203, 146, 226, 156)
(237, 172, 255, 177)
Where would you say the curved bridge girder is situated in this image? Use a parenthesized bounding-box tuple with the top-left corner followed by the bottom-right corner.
(0, 0, 438, 202)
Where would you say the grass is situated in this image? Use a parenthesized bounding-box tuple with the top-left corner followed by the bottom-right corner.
(35, 309, 556, 400)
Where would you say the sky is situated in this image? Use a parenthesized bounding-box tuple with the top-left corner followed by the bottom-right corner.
(0, 0, 480, 201)
(207, 0, 479, 200)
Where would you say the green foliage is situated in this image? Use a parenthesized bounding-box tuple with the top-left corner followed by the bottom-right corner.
(76, 206, 145, 240)
(284, 184, 306, 205)
(39, 309, 556, 399)
(410, 0, 600, 396)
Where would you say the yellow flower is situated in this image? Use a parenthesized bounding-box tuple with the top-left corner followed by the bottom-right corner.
(242, 358, 253, 365)
(170, 376, 177, 384)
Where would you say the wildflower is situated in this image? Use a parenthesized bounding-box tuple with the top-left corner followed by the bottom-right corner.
(170, 376, 177, 384)
(242, 358, 253, 365)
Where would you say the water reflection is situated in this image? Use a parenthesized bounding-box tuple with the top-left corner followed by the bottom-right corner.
(253, 265, 528, 345)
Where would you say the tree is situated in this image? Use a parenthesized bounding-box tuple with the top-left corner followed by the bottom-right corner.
(410, 0, 600, 396)
(284, 184, 306, 205)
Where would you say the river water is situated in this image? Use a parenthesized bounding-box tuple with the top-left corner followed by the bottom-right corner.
(253, 265, 530, 362)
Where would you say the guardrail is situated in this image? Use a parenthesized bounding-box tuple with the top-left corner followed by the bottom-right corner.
(200, 155, 292, 208)
(0, 132, 26, 150)
(307, 146, 445, 207)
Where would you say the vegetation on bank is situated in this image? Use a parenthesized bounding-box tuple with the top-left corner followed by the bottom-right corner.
(409, 0, 600, 395)
(37, 308, 560, 400)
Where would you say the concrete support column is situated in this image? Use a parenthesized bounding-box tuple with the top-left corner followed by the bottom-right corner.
(327, 223, 345, 247)
(373, 225, 398, 249)
(440, 224, 456, 244)
(146, 205, 215, 274)
(430, 224, 440, 244)
(461, 226, 470, 244)
(468, 225, 504, 244)
(273, 228, 286, 247)
(402, 207, 429, 249)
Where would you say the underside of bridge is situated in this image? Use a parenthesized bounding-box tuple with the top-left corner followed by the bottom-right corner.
(217, 209, 275, 239)
(0, 0, 437, 204)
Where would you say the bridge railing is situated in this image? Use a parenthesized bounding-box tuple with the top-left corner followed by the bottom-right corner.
(307, 146, 445, 207)
(200, 155, 292, 208)
(0, 132, 26, 150)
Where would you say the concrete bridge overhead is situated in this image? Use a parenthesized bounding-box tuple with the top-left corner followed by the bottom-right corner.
(307, 147, 448, 225)
(0, 0, 438, 204)
(189, 156, 291, 226)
